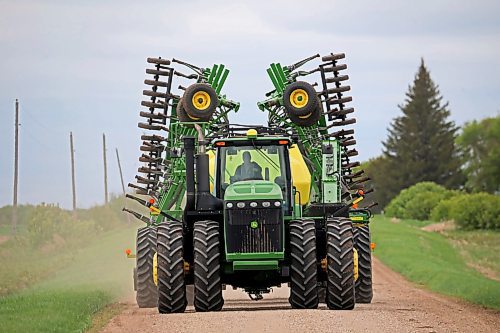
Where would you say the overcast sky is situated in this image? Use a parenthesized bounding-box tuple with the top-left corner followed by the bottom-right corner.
(0, 0, 499, 209)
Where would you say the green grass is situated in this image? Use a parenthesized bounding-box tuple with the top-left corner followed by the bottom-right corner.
(0, 225, 138, 332)
(371, 215, 500, 309)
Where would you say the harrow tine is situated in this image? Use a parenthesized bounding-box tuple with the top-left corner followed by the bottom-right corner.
(138, 123, 168, 131)
(320, 85, 350, 96)
(343, 170, 364, 179)
(128, 183, 149, 194)
(147, 57, 170, 65)
(143, 90, 175, 99)
(329, 129, 355, 137)
(326, 96, 352, 104)
(141, 101, 166, 109)
(340, 139, 356, 147)
(346, 149, 358, 157)
(139, 155, 163, 163)
(366, 202, 379, 209)
(174, 71, 198, 80)
(329, 118, 356, 127)
(144, 79, 168, 87)
(135, 175, 158, 185)
(325, 107, 354, 117)
(325, 75, 349, 84)
(321, 53, 345, 62)
(323, 64, 347, 73)
(141, 134, 166, 142)
(139, 111, 168, 120)
(146, 68, 171, 76)
(122, 208, 150, 223)
(138, 167, 163, 175)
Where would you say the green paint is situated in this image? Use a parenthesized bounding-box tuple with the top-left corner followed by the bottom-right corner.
(224, 180, 283, 201)
(226, 253, 284, 260)
(232, 260, 279, 271)
(250, 220, 259, 229)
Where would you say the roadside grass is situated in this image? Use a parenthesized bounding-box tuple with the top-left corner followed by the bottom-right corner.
(0, 225, 137, 333)
(446, 229, 500, 281)
(371, 215, 500, 309)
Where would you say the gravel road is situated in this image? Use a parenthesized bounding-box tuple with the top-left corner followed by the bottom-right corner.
(101, 258, 499, 333)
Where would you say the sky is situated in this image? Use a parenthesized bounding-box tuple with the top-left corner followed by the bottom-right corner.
(0, 0, 499, 209)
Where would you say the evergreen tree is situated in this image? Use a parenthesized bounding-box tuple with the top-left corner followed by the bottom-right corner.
(377, 59, 463, 206)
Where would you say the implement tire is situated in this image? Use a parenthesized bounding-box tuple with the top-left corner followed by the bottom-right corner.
(182, 83, 218, 121)
(326, 217, 356, 310)
(354, 225, 373, 303)
(136, 226, 158, 308)
(289, 219, 319, 309)
(193, 220, 224, 312)
(283, 81, 319, 117)
(157, 221, 187, 313)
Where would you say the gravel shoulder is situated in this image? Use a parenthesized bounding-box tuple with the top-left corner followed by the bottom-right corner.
(101, 258, 499, 333)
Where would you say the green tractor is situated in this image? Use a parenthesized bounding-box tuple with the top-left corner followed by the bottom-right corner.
(125, 53, 376, 313)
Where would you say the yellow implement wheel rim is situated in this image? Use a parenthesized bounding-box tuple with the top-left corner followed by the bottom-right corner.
(353, 248, 359, 281)
(192, 91, 211, 111)
(290, 88, 309, 108)
(298, 112, 312, 119)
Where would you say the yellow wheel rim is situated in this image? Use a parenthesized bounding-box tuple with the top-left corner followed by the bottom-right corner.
(290, 88, 309, 108)
(192, 91, 211, 111)
(298, 113, 312, 119)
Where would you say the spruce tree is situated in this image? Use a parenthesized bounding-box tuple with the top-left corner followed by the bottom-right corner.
(379, 59, 463, 204)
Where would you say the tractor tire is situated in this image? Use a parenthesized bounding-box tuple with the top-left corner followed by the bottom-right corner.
(289, 219, 319, 309)
(193, 220, 224, 312)
(136, 226, 158, 308)
(283, 81, 319, 117)
(182, 83, 218, 121)
(176, 99, 191, 122)
(326, 217, 356, 310)
(157, 221, 187, 313)
(354, 225, 373, 303)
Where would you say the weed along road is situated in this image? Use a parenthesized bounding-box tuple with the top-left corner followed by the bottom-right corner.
(101, 258, 499, 333)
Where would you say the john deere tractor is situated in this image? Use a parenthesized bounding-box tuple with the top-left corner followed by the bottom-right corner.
(125, 53, 375, 313)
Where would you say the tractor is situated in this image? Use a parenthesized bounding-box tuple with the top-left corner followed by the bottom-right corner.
(124, 53, 375, 313)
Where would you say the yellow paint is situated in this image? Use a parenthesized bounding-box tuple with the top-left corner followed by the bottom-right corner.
(208, 150, 215, 192)
(321, 258, 327, 272)
(353, 248, 359, 281)
(351, 216, 364, 221)
(290, 88, 308, 108)
(153, 252, 158, 286)
(289, 144, 311, 205)
(192, 90, 211, 110)
(246, 128, 258, 138)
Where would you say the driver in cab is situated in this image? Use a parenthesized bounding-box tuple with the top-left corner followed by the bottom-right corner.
(233, 151, 262, 182)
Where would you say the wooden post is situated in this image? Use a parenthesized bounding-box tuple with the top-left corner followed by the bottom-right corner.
(116, 148, 131, 224)
(12, 99, 19, 235)
(103, 133, 108, 205)
(70, 132, 77, 218)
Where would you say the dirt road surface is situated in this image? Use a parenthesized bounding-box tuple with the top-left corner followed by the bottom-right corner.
(101, 258, 499, 333)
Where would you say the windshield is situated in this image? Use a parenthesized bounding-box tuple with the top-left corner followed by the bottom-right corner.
(216, 144, 291, 211)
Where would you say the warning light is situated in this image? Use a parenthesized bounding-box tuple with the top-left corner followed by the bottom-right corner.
(358, 189, 364, 196)
(352, 203, 358, 209)
(215, 141, 226, 146)
(278, 140, 289, 145)
(149, 198, 155, 204)
(125, 249, 131, 256)
(370, 242, 376, 251)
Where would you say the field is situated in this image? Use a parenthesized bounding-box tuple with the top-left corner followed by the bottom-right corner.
(371, 215, 500, 309)
(0, 224, 137, 332)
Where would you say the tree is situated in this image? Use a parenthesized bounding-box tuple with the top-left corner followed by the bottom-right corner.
(376, 59, 463, 206)
(456, 116, 500, 193)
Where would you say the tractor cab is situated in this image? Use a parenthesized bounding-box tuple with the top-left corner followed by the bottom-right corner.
(213, 132, 293, 215)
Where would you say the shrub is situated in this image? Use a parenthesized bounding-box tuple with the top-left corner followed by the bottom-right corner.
(447, 193, 500, 230)
(385, 182, 449, 220)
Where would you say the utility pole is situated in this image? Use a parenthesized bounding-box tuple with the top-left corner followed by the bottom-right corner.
(102, 133, 108, 205)
(115, 148, 126, 196)
(70, 132, 77, 218)
(12, 99, 19, 235)
(115, 148, 131, 224)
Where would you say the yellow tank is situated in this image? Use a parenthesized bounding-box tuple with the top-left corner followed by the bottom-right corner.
(289, 144, 311, 205)
(208, 150, 215, 192)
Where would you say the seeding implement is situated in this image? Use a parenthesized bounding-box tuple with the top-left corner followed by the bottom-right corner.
(125, 52, 375, 313)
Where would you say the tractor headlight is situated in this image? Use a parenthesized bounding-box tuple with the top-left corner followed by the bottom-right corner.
(274, 201, 281, 207)
(226, 202, 233, 209)
(250, 202, 258, 208)
(262, 202, 270, 207)
(237, 202, 246, 208)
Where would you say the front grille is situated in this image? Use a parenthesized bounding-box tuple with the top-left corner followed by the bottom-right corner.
(225, 206, 283, 253)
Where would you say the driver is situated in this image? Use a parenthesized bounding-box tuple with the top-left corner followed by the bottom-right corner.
(233, 151, 263, 181)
